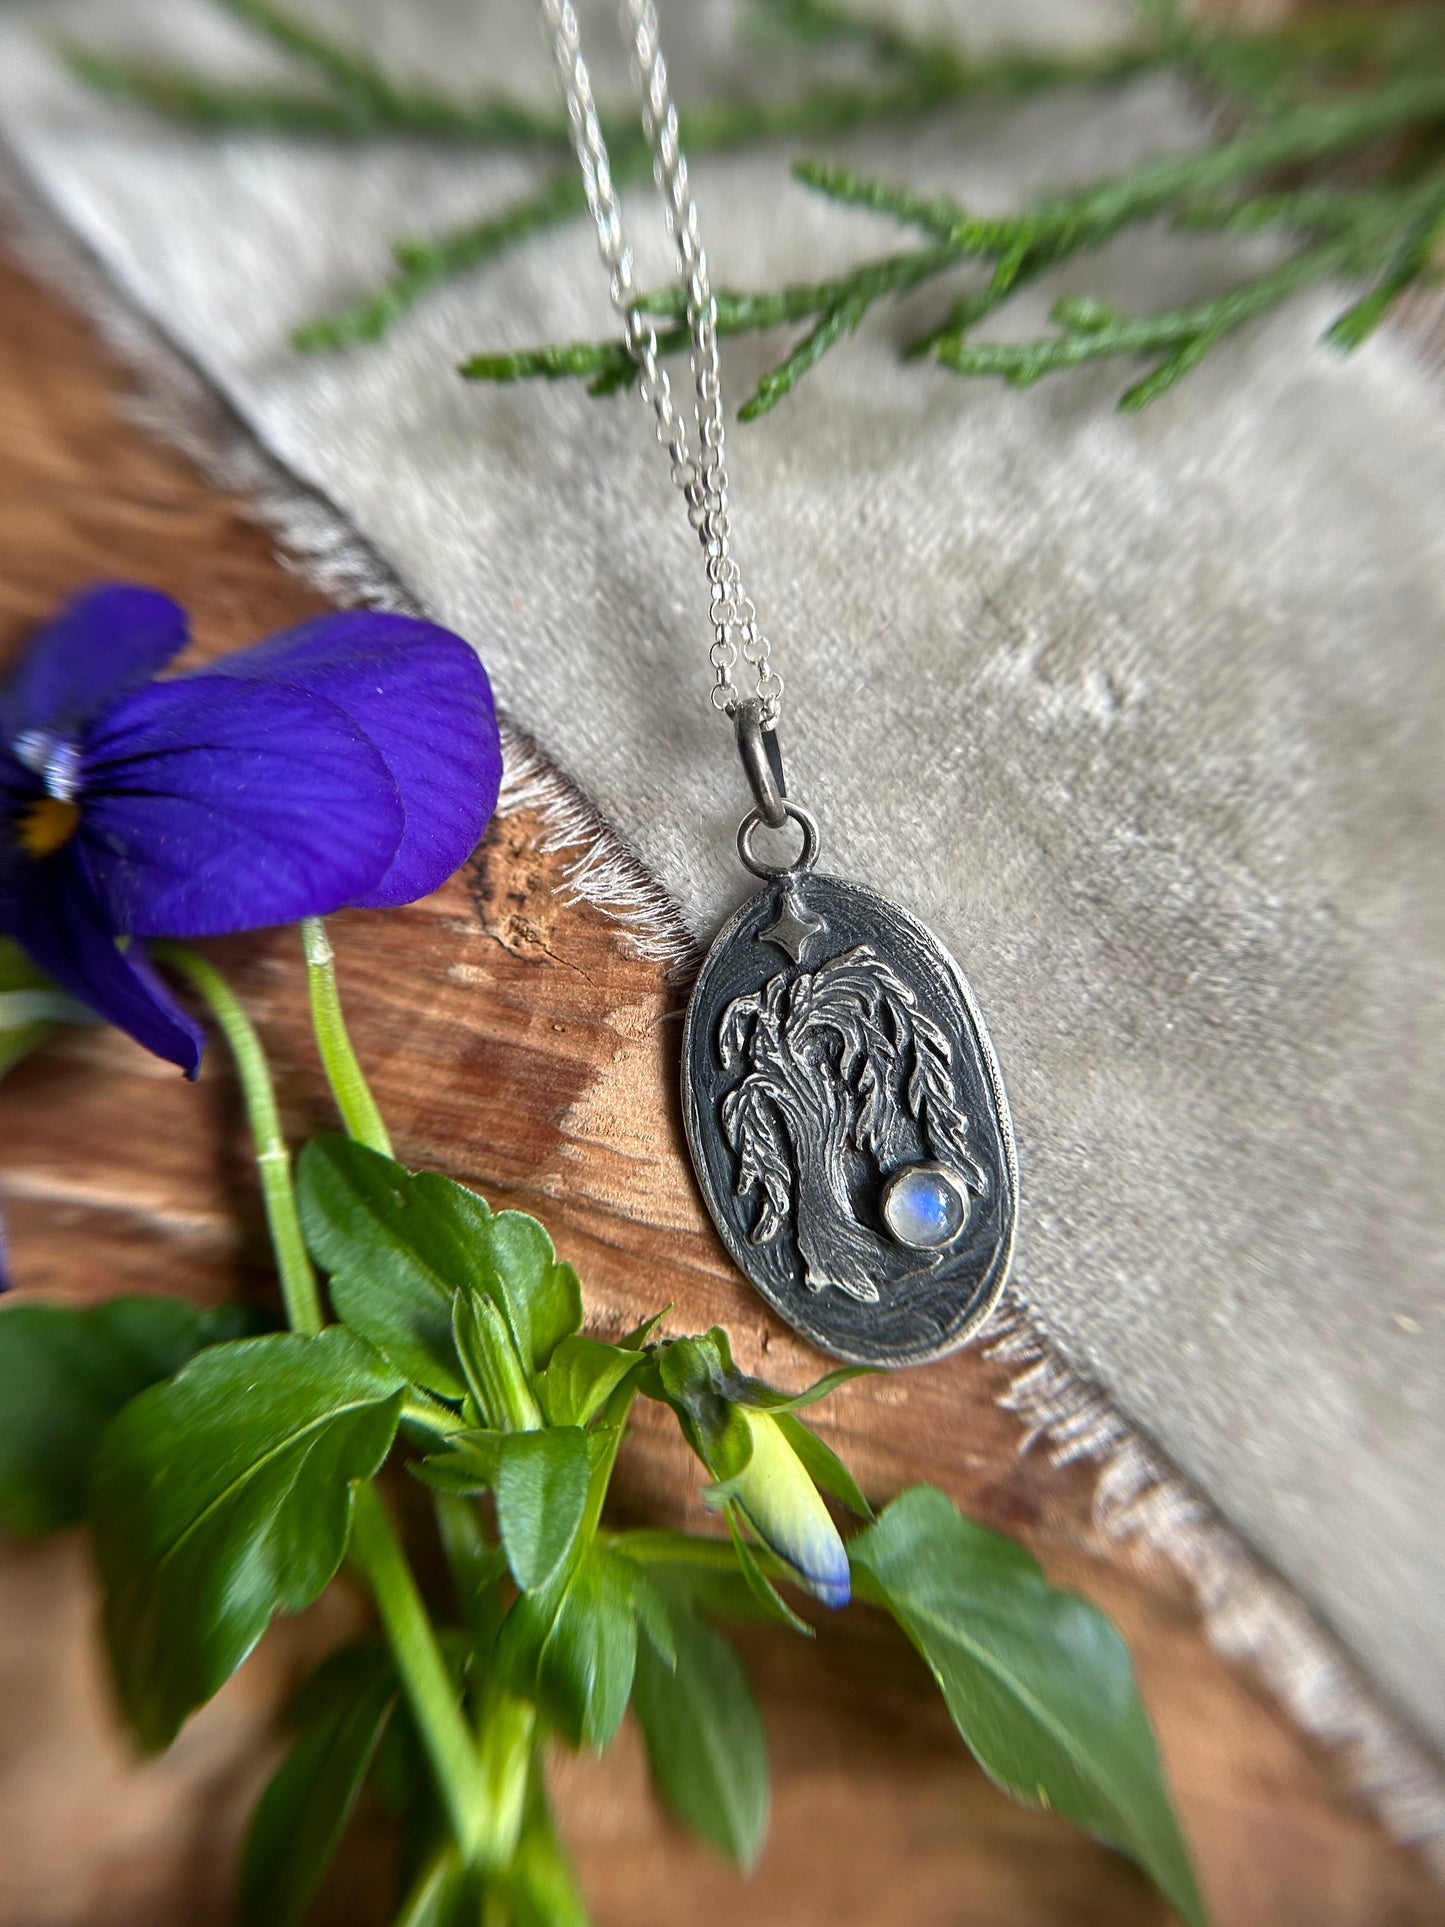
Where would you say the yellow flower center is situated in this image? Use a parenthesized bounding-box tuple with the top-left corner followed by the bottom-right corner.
(17, 796, 80, 858)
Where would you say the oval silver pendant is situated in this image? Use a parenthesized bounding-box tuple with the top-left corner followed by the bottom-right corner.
(682, 869, 1017, 1367)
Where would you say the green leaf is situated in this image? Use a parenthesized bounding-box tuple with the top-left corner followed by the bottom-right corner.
(368, 1677, 432, 1820)
(721, 1362, 879, 1415)
(608, 1529, 774, 1623)
(238, 1646, 397, 1927)
(849, 1486, 1205, 1927)
(93, 1327, 405, 1750)
(649, 1334, 870, 1501)
(496, 1427, 591, 1591)
(653, 1333, 753, 1479)
(409, 1428, 502, 1497)
(297, 1139, 583, 1396)
(536, 1543, 639, 1748)
(536, 1335, 641, 1427)
(0, 1296, 216, 1538)
(501, 1541, 639, 1750)
(772, 1411, 873, 1520)
(724, 1505, 812, 1637)
(609, 1550, 676, 1668)
(297, 1136, 491, 1398)
(617, 1306, 670, 1349)
(633, 1606, 769, 1870)
(673, 1323, 735, 1372)
(479, 1212, 582, 1373)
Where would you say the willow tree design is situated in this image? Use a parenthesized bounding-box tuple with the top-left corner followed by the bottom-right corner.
(717, 944, 988, 1302)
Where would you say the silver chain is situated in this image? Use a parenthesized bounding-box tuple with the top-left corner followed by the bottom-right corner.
(540, 0, 782, 724)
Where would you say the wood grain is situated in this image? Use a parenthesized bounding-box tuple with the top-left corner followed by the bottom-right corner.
(0, 242, 1439, 1927)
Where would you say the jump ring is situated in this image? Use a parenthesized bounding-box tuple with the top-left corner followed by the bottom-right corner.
(737, 802, 820, 878)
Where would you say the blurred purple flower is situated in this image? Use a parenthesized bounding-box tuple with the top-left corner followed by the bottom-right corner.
(0, 584, 501, 1077)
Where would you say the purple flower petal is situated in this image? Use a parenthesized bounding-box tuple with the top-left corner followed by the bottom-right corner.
(1, 844, 204, 1075)
(202, 611, 501, 906)
(1, 585, 187, 745)
(79, 675, 405, 937)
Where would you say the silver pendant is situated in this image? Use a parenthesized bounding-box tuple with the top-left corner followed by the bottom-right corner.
(682, 711, 1017, 1367)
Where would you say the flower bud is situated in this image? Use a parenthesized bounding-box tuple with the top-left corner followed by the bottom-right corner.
(727, 1407, 850, 1609)
(454, 1292, 544, 1433)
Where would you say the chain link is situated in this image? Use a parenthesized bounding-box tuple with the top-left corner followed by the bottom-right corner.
(539, 0, 783, 724)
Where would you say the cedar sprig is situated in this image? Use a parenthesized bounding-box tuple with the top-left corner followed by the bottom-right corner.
(63, 0, 1445, 406)
(63, 0, 1183, 351)
(465, 56, 1445, 415)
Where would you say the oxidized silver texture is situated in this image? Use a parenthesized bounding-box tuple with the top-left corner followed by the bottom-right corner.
(683, 871, 1017, 1366)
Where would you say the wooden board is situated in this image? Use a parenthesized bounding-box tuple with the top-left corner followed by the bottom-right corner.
(0, 243, 1439, 1927)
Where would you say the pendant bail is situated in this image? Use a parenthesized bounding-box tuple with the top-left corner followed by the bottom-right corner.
(734, 698, 788, 829)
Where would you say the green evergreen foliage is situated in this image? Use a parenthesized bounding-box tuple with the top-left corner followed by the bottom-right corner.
(63, 0, 1445, 410)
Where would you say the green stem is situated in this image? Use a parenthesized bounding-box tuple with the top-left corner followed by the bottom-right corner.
(216, 0, 429, 117)
(300, 917, 392, 1155)
(739, 290, 870, 420)
(1325, 196, 1445, 346)
(160, 943, 493, 1868)
(294, 173, 584, 351)
(937, 236, 1352, 386)
(350, 1482, 497, 1867)
(605, 1527, 744, 1568)
(392, 1846, 460, 1927)
(983, 71, 1445, 265)
(579, 1380, 641, 1547)
(474, 1691, 537, 1865)
(461, 243, 959, 389)
(607, 1524, 792, 1581)
(295, 931, 507, 1860)
(153, 942, 324, 1336)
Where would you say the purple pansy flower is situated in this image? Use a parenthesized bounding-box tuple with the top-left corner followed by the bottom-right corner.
(0, 584, 501, 1078)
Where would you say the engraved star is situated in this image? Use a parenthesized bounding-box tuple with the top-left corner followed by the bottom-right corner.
(758, 886, 825, 964)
